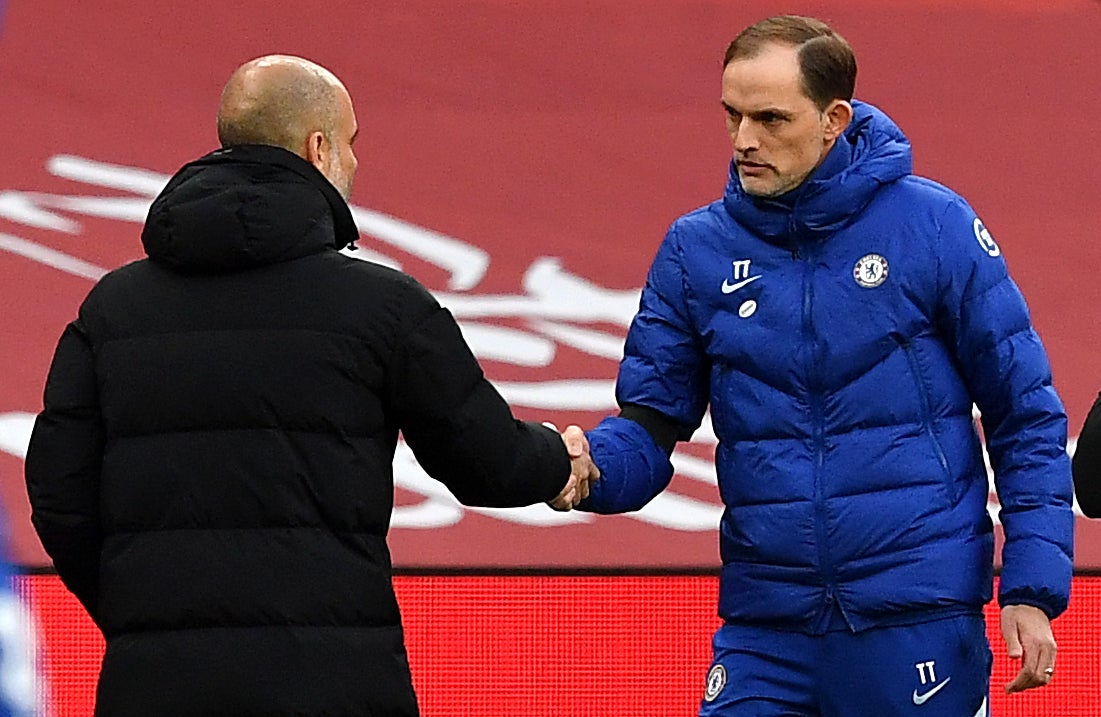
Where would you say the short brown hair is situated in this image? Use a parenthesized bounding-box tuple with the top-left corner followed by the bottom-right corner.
(723, 15, 856, 110)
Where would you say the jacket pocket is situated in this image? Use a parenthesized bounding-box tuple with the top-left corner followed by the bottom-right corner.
(896, 337, 954, 495)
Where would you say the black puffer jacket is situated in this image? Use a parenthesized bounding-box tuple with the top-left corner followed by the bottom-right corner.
(1073, 392, 1101, 517)
(25, 145, 570, 716)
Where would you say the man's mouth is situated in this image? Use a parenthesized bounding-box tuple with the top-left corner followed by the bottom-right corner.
(737, 160, 771, 176)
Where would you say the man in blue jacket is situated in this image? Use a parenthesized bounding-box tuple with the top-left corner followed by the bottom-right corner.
(0, 506, 36, 717)
(576, 15, 1073, 716)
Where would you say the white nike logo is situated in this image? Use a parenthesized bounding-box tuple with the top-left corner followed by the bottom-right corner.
(912, 677, 952, 705)
(720, 275, 761, 294)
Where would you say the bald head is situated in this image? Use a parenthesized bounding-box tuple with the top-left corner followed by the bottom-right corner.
(217, 55, 345, 154)
(217, 55, 359, 199)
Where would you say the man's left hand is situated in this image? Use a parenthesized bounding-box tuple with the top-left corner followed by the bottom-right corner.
(1001, 604, 1057, 694)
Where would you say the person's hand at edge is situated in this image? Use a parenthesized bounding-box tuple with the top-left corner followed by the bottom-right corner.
(545, 424, 600, 511)
(1002, 604, 1057, 694)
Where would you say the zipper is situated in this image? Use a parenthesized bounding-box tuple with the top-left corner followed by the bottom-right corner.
(799, 245, 835, 596)
(899, 338, 952, 480)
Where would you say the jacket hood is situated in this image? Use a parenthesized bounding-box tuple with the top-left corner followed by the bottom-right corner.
(722, 100, 912, 244)
(141, 144, 359, 272)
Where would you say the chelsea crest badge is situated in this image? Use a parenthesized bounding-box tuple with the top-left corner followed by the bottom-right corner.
(853, 253, 889, 288)
(704, 664, 727, 703)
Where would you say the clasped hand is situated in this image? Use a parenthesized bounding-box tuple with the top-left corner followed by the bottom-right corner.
(547, 425, 600, 511)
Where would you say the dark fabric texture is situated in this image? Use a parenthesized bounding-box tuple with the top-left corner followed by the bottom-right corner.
(1073, 392, 1101, 517)
(618, 403, 681, 455)
(24, 145, 570, 716)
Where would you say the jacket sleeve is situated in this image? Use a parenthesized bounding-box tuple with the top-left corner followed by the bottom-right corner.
(579, 223, 706, 514)
(1073, 392, 1101, 517)
(389, 278, 570, 508)
(615, 223, 710, 428)
(935, 198, 1074, 618)
(578, 416, 674, 513)
(24, 319, 105, 624)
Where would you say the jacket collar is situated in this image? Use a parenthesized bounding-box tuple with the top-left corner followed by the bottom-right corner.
(182, 145, 359, 251)
(142, 145, 359, 272)
(722, 100, 913, 246)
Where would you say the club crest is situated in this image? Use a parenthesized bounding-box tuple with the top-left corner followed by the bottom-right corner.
(853, 253, 889, 288)
(704, 664, 727, 703)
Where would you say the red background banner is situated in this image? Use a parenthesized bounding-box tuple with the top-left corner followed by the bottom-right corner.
(1, 1, 1100, 571)
(19, 574, 1101, 716)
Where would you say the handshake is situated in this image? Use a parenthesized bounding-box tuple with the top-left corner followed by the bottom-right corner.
(547, 424, 601, 511)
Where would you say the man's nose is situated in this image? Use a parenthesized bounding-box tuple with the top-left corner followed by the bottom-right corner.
(732, 118, 759, 154)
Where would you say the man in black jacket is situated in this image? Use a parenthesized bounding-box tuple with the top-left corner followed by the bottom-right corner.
(1073, 393, 1101, 517)
(24, 55, 595, 716)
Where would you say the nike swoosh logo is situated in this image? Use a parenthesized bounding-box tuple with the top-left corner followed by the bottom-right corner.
(720, 275, 761, 294)
(912, 676, 952, 705)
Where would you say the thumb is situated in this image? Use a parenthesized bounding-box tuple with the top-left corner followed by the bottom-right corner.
(561, 425, 586, 458)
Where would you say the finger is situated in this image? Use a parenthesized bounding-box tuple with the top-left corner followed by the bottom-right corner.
(1026, 644, 1050, 686)
(1006, 671, 1047, 694)
(1005, 666, 1034, 694)
(578, 476, 591, 501)
(1002, 618, 1023, 660)
(549, 486, 578, 511)
(1031, 642, 1057, 686)
(1005, 651, 1054, 694)
(547, 476, 574, 510)
(1002, 615, 1025, 693)
(1019, 635, 1041, 680)
(556, 474, 578, 500)
(1020, 629, 1057, 687)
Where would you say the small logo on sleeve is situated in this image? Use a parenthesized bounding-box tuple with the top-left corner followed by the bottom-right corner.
(973, 218, 1000, 257)
(703, 664, 727, 702)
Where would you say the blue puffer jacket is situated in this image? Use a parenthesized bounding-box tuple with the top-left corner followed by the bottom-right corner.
(582, 101, 1074, 632)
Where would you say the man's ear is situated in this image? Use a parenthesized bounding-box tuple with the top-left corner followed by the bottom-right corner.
(304, 130, 327, 172)
(823, 100, 854, 142)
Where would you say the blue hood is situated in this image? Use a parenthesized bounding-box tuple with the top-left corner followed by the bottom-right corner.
(723, 100, 912, 243)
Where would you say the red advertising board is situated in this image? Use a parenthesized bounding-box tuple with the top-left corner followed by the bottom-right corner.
(19, 574, 1101, 716)
(1, 0, 1100, 571)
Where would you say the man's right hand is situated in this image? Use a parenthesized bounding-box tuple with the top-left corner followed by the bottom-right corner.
(548, 425, 600, 511)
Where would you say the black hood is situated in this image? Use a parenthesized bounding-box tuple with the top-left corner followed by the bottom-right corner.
(141, 144, 358, 272)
